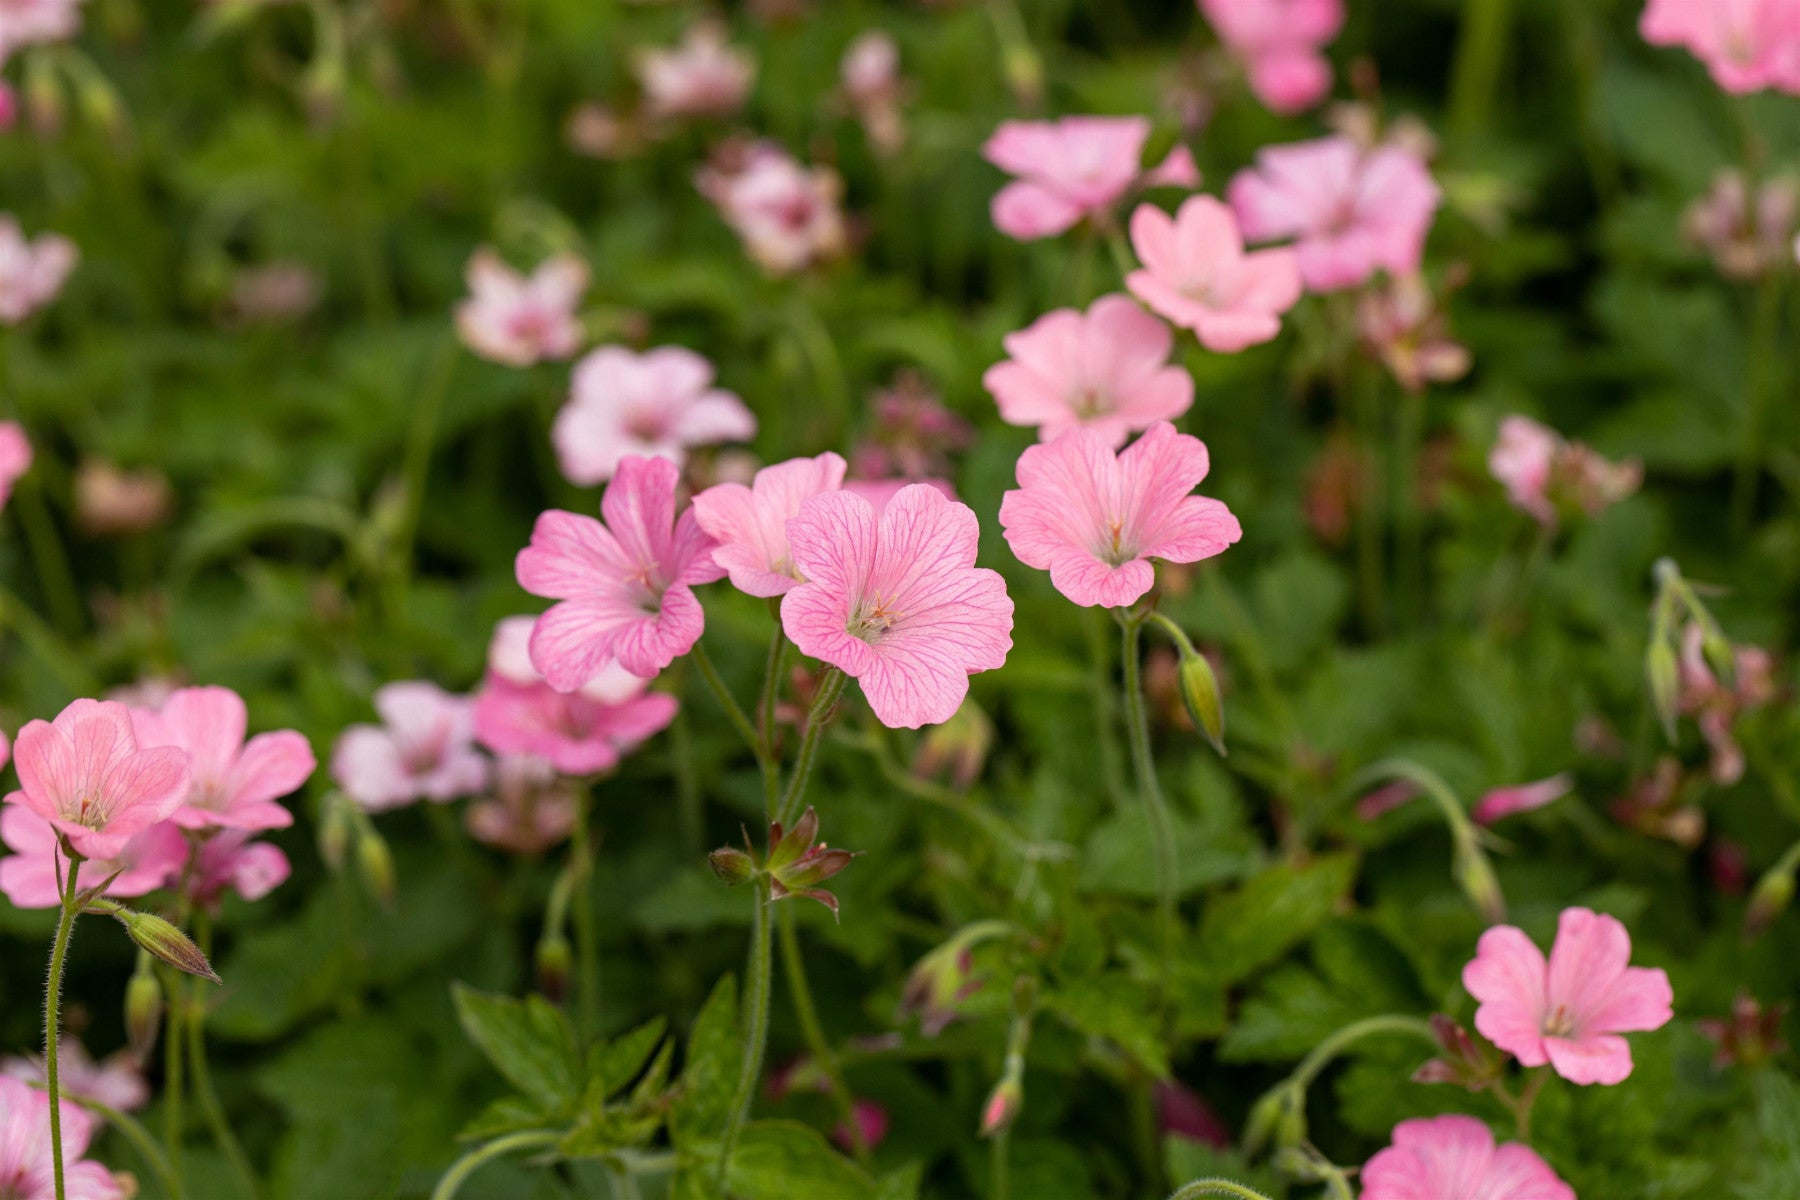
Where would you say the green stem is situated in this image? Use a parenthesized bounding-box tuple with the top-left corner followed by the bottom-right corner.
(1290, 1014, 1438, 1093)
(163, 968, 185, 1184)
(991, 1125, 1012, 1200)
(1447, 0, 1512, 138)
(1082, 607, 1131, 808)
(429, 1130, 559, 1200)
(717, 877, 774, 1192)
(758, 622, 787, 821)
(776, 669, 846, 827)
(570, 792, 600, 1041)
(776, 901, 869, 1166)
(1393, 384, 1426, 628)
(691, 640, 768, 771)
(66, 1093, 183, 1200)
(391, 333, 459, 603)
(1731, 274, 1784, 535)
(1168, 1182, 1276, 1200)
(46, 854, 82, 1200)
(1495, 1064, 1551, 1140)
(1350, 367, 1388, 639)
(186, 988, 258, 1199)
(1120, 614, 1177, 1011)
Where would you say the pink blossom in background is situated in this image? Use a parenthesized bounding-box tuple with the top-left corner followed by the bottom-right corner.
(983, 294, 1193, 447)
(833, 1099, 890, 1153)
(0, 728, 8, 771)
(1682, 168, 1800, 280)
(330, 682, 489, 812)
(2, 1038, 148, 1113)
(0, 0, 85, 66)
(0, 1075, 123, 1200)
(697, 141, 847, 274)
(0, 216, 75, 324)
(841, 31, 906, 155)
(1199, 0, 1345, 115)
(0, 805, 185, 908)
(454, 248, 588, 367)
(517, 455, 725, 689)
(1640, 0, 1800, 95)
(999, 422, 1241, 609)
(1357, 272, 1471, 392)
(228, 261, 321, 324)
(473, 667, 677, 777)
(781, 484, 1013, 728)
(850, 373, 972, 481)
(1228, 135, 1440, 291)
(1126, 197, 1303, 352)
(4, 698, 189, 859)
(187, 828, 291, 907)
(0, 419, 29, 510)
(1153, 1081, 1230, 1148)
(1489, 415, 1641, 529)
(74, 460, 174, 535)
(130, 685, 313, 832)
(1472, 773, 1574, 825)
(1463, 906, 1674, 1085)
(0, 81, 15, 130)
(983, 116, 1195, 240)
(1678, 622, 1777, 785)
(635, 20, 755, 120)
(1362, 1114, 1575, 1200)
(553, 345, 755, 486)
(464, 756, 580, 855)
(694, 452, 849, 596)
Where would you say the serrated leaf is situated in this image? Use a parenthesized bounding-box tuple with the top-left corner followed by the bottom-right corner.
(1221, 921, 1428, 1063)
(591, 1017, 668, 1100)
(1191, 854, 1358, 985)
(671, 973, 741, 1143)
(452, 982, 582, 1115)
(459, 1095, 550, 1142)
(685, 1121, 876, 1200)
(1045, 975, 1171, 1079)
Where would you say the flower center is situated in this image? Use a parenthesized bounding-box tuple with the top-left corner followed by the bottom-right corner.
(1100, 518, 1134, 567)
(1542, 1004, 1576, 1038)
(625, 407, 671, 443)
(847, 599, 901, 643)
(1070, 387, 1111, 419)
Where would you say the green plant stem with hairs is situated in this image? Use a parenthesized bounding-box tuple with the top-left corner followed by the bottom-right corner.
(1118, 609, 1178, 1014)
(1168, 1182, 1275, 1200)
(776, 902, 869, 1167)
(776, 668, 846, 827)
(716, 876, 773, 1192)
(44, 852, 83, 1200)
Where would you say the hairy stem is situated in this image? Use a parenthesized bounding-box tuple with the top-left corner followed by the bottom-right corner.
(776, 668, 846, 827)
(691, 640, 768, 770)
(717, 877, 774, 1191)
(430, 1130, 559, 1200)
(1168, 1182, 1276, 1200)
(45, 855, 82, 1200)
(1120, 614, 1177, 1010)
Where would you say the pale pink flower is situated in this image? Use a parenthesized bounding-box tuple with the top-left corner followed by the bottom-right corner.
(1472, 773, 1574, 825)
(0, 1075, 123, 1200)
(1357, 272, 1471, 393)
(473, 664, 677, 777)
(129, 686, 313, 832)
(0, 805, 185, 908)
(983, 116, 1164, 240)
(0, 0, 84, 66)
(228, 261, 321, 324)
(1683, 168, 1800, 280)
(1489, 415, 1641, 529)
(74, 460, 173, 535)
(1228, 135, 1440, 291)
(464, 756, 580, 855)
(329, 682, 489, 812)
(984, 295, 1192, 447)
(516, 454, 725, 689)
(1125, 197, 1303, 353)
(781, 484, 1013, 729)
(841, 31, 906, 155)
(999, 422, 1241, 608)
(1463, 906, 1674, 1085)
(850, 373, 972, 481)
(635, 20, 754, 120)
(1679, 623, 1777, 785)
(0, 419, 29, 511)
(3, 699, 189, 860)
(1362, 1114, 1574, 1200)
(0, 217, 75, 324)
(1199, 0, 1344, 115)
(187, 828, 290, 907)
(697, 141, 846, 274)
(1640, 0, 1800, 95)
(3, 1038, 148, 1113)
(694, 452, 849, 597)
(553, 345, 755, 487)
(454, 249, 588, 368)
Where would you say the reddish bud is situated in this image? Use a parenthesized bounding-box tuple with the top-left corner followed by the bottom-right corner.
(124, 913, 220, 984)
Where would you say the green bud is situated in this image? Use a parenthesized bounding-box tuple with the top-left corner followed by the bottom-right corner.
(1701, 627, 1738, 691)
(1646, 638, 1680, 744)
(356, 828, 397, 910)
(1452, 834, 1507, 925)
(124, 913, 220, 984)
(318, 795, 352, 870)
(707, 845, 757, 887)
(534, 931, 573, 1004)
(1745, 863, 1796, 939)
(1242, 1083, 1305, 1157)
(978, 1075, 1023, 1137)
(1176, 646, 1227, 756)
(125, 962, 164, 1062)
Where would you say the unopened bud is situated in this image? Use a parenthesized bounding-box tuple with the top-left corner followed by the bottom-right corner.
(124, 964, 163, 1063)
(356, 828, 397, 909)
(318, 796, 352, 870)
(124, 913, 220, 984)
(1745, 863, 1796, 939)
(1701, 627, 1738, 691)
(24, 55, 62, 137)
(534, 931, 573, 1004)
(1175, 646, 1227, 756)
(708, 845, 757, 887)
(1242, 1083, 1306, 1157)
(1452, 835, 1507, 925)
(978, 1075, 1022, 1137)
(1647, 638, 1680, 743)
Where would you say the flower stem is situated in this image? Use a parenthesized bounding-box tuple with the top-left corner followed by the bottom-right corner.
(163, 970, 185, 1183)
(45, 854, 82, 1200)
(758, 622, 788, 821)
(1731, 273, 1784, 535)
(65, 1093, 183, 1200)
(691, 640, 768, 770)
(1168, 1182, 1275, 1200)
(430, 1130, 559, 1200)
(187, 914, 259, 1200)
(990, 1125, 1012, 1200)
(570, 791, 601, 1042)
(776, 668, 846, 827)
(717, 876, 774, 1192)
(1120, 613, 1177, 1011)
(1290, 1014, 1438, 1093)
(776, 901, 868, 1166)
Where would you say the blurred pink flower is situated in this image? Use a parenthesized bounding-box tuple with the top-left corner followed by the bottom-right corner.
(697, 141, 846, 274)
(74, 460, 173, 535)
(0, 805, 185, 908)
(983, 116, 1195, 240)
(1357, 272, 1470, 392)
(1229, 135, 1439, 291)
(1000, 422, 1241, 608)
(228, 261, 321, 324)
(635, 20, 754, 120)
(1683, 168, 1800, 279)
(0, 419, 30, 510)
(4, 698, 189, 860)
(841, 31, 906, 155)
(1199, 0, 1344, 114)
(130, 686, 313, 832)
(1154, 1081, 1230, 1148)
(0, 0, 84, 66)
(1678, 622, 1777, 785)
(330, 682, 489, 812)
(187, 828, 290, 907)
(984, 294, 1192, 446)
(0, 81, 15, 130)
(0, 1075, 123, 1200)
(1463, 906, 1673, 1085)
(1362, 1114, 1574, 1200)
(694, 452, 849, 597)
(834, 1099, 890, 1153)
(1489, 415, 1641, 529)
(782, 484, 1012, 728)
(454, 248, 588, 368)
(1640, 0, 1800, 94)
(0, 216, 75, 323)
(553, 345, 755, 486)
(464, 756, 580, 856)
(3, 1037, 148, 1114)
(1126, 196, 1302, 352)
(1472, 773, 1573, 825)
(517, 455, 725, 689)
(851, 373, 971, 481)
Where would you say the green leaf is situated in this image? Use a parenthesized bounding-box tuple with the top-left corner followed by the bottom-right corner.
(460, 1096, 550, 1142)
(591, 1017, 668, 1100)
(451, 983, 582, 1115)
(1045, 975, 1171, 1079)
(874, 1162, 926, 1200)
(671, 973, 741, 1143)
(1191, 854, 1359, 985)
(721, 1121, 876, 1200)
(1221, 921, 1428, 1062)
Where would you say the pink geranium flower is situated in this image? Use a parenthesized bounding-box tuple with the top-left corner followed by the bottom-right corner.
(454, 249, 588, 367)
(1463, 906, 1674, 1085)
(983, 295, 1193, 447)
(187, 829, 290, 908)
(329, 682, 490, 812)
(1199, 0, 1345, 115)
(693, 452, 849, 597)
(840, 476, 957, 517)
(0, 420, 29, 511)
(0, 1075, 123, 1200)
(552, 346, 756, 486)
(0, 805, 185, 908)
(130, 686, 313, 832)
(1125, 197, 1303, 352)
(1489, 415, 1641, 529)
(999, 422, 1242, 609)
(517, 455, 725, 690)
(697, 141, 847, 274)
(1640, 0, 1800, 95)
(850, 373, 972, 481)
(1679, 622, 1778, 785)
(635, 20, 755, 120)
(4, 699, 189, 860)
(1472, 773, 1574, 825)
(0, 0, 83, 66)
(464, 756, 580, 856)
(781, 484, 1013, 729)
(1228, 135, 1440, 291)
(3, 1037, 149, 1113)
(1362, 1114, 1574, 1200)
(0, 217, 76, 324)
(982, 116, 1197, 241)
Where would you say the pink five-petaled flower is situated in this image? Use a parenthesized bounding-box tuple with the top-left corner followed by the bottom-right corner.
(0, 805, 185, 909)
(1199, 0, 1345, 115)
(1362, 1114, 1575, 1200)
(0, 1075, 123, 1200)
(0, 216, 76, 324)
(464, 756, 580, 856)
(1228, 135, 1440, 292)
(329, 682, 490, 812)
(1640, 0, 1800, 95)
(982, 116, 1196, 241)
(2, 1037, 149, 1113)
(1126, 197, 1303, 353)
(1463, 906, 1674, 1086)
(696, 141, 848, 276)
(983, 294, 1193, 447)
(0, 419, 29, 511)
(453, 248, 589, 368)
(634, 20, 755, 121)
(693, 451, 849, 597)
(1472, 773, 1574, 825)
(999, 422, 1242, 609)
(186, 829, 291, 909)
(517, 454, 726, 690)
(4, 698, 189, 860)
(552, 345, 756, 486)
(130, 686, 314, 832)
(781, 484, 1013, 729)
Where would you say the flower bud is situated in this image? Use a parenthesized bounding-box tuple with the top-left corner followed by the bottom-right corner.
(978, 1075, 1022, 1138)
(317, 795, 352, 870)
(913, 700, 994, 789)
(534, 931, 573, 1004)
(124, 963, 164, 1063)
(1175, 645, 1227, 756)
(124, 913, 220, 984)
(707, 844, 757, 887)
(1242, 1083, 1306, 1157)
(1647, 638, 1680, 743)
(1745, 861, 1795, 939)
(1452, 834, 1507, 925)
(356, 828, 397, 910)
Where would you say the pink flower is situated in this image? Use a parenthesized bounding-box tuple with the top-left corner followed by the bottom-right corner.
(834, 1099, 890, 1154)
(983, 295, 1193, 446)
(999, 422, 1242, 609)
(693, 452, 849, 597)
(129, 686, 313, 832)
(454, 249, 588, 367)
(0, 420, 30, 510)
(1640, 0, 1800, 95)
(187, 829, 290, 907)
(840, 476, 957, 517)
(1472, 774, 1574, 825)
(635, 20, 755, 120)
(781, 484, 1013, 729)
(1357, 272, 1471, 392)
(1362, 1114, 1574, 1200)
(841, 31, 906, 156)
(850, 372, 971, 481)
(3, 699, 189, 860)
(1489, 415, 1642, 529)
(3, 1037, 148, 1113)
(0, 0, 84, 66)
(983, 116, 1153, 240)
(1125, 197, 1302, 352)
(1683, 168, 1800, 279)
(1462, 906, 1674, 1085)
(0, 805, 185, 908)
(0, 216, 75, 323)
(553, 345, 755, 486)
(1679, 623, 1777, 785)
(1228, 135, 1440, 291)
(1154, 1081, 1230, 1148)
(464, 756, 579, 855)
(329, 682, 489, 812)
(1199, 0, 1344, 114)
(0, 1075, 123, 1200)
(697, 141, 846, 274)
(516, 455, 725, 690)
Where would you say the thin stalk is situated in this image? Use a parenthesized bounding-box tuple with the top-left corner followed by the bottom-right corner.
(1494, 1065, 1550, 1140)
(1392, 384, 1427, 628)
(1290, 1014, 1438, 1093)
(1082, 607, 1131, 808)
(1169, 1183, 1275, 1200)
(1447, 0, 1513, 138)
(162, 971, 185, 1183)
(1731, 274, 1784, 534)
(429, 1130, 559, 1200)
(570, 792, 600, 1041)
(691, 640, 766, 768)
(757, 622, 788, 821)
(1120, 614, 1177, 1012)
(45, 855, 82, 1200)
(392, 334, 459, 598)
(65, 1093, 182, 1200)
(776, 669, 846, 827)
(717, 877, 774, 1191)
(990, 1126, 1012, 1200)
(186, 914, 257, 1199)
(776, 902, 868, 1166)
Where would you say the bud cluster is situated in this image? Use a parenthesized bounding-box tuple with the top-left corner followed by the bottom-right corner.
(708, 807, 858, 919)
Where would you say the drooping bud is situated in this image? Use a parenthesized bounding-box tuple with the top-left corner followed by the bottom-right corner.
(1745, 859, 1797, 939)
(1451, 831, 1507, 925)
(978, 1075, 1022, 1138)
(1175, 644, 1227, 756)
(123, 913, 221, 984)
(317, 794, 352, 870)
(913, 700, 995, 790)
(534, 930, 573, 1004)
(897, 920, 1013, 1037)
(124, 959, 164, 1063)
(1412, 1014, 1500, 1090)
(1647, 638, 1681, 744)
(1241, 1082, 1306, 1158)
(356, 827, 397, 910)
